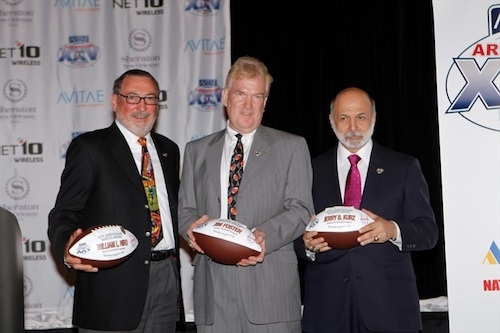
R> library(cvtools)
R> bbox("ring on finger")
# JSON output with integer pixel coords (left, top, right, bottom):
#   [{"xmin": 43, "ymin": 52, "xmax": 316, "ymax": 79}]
[{"xmin": 374, "ymin": 236, "xmax": 379, "ymax": 242}]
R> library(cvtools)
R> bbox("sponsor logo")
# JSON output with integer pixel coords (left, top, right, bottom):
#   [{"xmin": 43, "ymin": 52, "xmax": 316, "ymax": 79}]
[
  {"xmin": 2, "ymin": 176, "xmax": 40, "ymax": 220},
  {"xmin": 184, "ymin": 36, "xmax": 226, "ymax": 55},
  {"xmin": 444, "ymin": 5, "xmax": 500, "ymax": 132},
  {"xmin": 0, "ymin": 41, "xmax": 41, "ymax": 66},
  {"xmin": 57, "ymin": 35, "xmax": 101, "ymax": 68},
  {"xmin": 5, "ymin": 175, "xmax": 29, "ymax": 200},
  {"xmin": 4, "ymin": 0, "xmax": 23, "ymax": 5},
  {"xmin": 112, "ymin": 0, "xmax": 164, "ymax": 15},
  {"xmin": 482, "ymin": 241, "xmax": 500, "ymax": 292},
  {"xmin": 188, "ymin": 79, "xmax": 222, "ymax": 112},
  {"xmin": 0, "ymin": 138, "xmax": 44, "ymax": 163},
  {"xmin": 24, "ymin": 275, "xmax": 33, "ymax": 298},
  {"xmin": 0, "ymin": 78, "xmax": 37, "ymax": 123},
  {"xmin": 3, "ymin": 78, "xmax": 27, "ymax": 102},
  {"xmin": 483, "ymin": 241, "xmax": 500, "ymax": 265},
  {"xmin": 0, "ymin": 0, "xmax": 34, "ymax": 26},
  {"xmin": 24, "ymin": 274, "xmax": 42, "ymax": 307},
  {"xmin": 22, "ymin": 237, "xmax": 48, "ymax": 261},
  {"xmin": 184, "ymin": 0, "xmax": 224, "ymax": 16},
  {"xmin": 122, "ymin": 28, "xmax": 161, "ymax": 70},
  {"xmin": 53, "ymin": 0, "xmax": 102, "ymax": 12},
  {"xmin": 129, "ymin": 28, "xmax": 152, "ymax": 52},
  {"xmin": 56, "ymin": 88, "xmax": 105, "ymax": 108}
]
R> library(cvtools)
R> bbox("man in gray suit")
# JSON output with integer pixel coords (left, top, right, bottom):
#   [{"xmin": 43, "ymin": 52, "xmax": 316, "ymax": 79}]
[{"xmin": 178, "ymin": 56, "xmax": 314, "ymax": 333}]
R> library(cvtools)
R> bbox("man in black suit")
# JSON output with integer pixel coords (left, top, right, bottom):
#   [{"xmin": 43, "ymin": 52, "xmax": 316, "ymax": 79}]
[
  {"xmin": 48, "ymin": 69, "xmax": 181, "ymax": 332},
  {"xmin": 295, "ymin": 87, "xmax": 438, "ymax": 333}
]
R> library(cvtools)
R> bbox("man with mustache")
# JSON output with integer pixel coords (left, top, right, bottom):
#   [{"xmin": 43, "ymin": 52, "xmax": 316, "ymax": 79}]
[
  {"xmin": 48, "ymin": 69, "xmax": 182, "ymax": 332},
  {"xmin": 295, "ymin": 87, "xmax": 438, "ymax": 333}
]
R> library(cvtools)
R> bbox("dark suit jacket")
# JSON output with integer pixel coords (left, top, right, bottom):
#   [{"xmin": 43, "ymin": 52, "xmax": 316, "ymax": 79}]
[
  {"xmin": 295, "ymin": 141, "xmax": 438, "ymax": 333},
  {"xmin": 48, "ymin": 122, "xmax": 180, "ymax": 330}
]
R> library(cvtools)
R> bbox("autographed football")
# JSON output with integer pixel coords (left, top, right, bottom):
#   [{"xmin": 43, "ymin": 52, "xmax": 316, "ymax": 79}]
[
  {"xmin": 193, "ymin": 219, "xmax": 262, "ymax": 265},
  {"xmin": 306, "ymin": 206, "xmax": 374, "ymax": 249},
  {"xmin": 68, "ymin": 224, "xmax": 138, "ymax": 269}
]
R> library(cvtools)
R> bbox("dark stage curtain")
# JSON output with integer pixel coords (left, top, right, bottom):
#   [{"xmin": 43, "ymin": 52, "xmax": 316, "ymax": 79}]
[{"xmin": 230, "ymin": 0, "xmax": 446, "ymax": 299}]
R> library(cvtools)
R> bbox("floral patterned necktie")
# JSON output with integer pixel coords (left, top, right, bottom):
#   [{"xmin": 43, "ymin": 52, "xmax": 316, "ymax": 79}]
[
  {"xmin": 138, "ymin": 137, "xmax": 163, "ymax": 247},
  {"xmin": 227, "ymin": 134, "xmax": 244, "ymax": 220}
]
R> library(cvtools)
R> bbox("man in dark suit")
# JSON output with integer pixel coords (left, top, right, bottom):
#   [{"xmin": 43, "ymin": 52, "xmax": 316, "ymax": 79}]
[
  {"xmin": 295, "ymin": 87, "xmax": 438, "ymax": 333},
  {"xmin": 178, "ymin": 56, "xmax": 314, "ymax": 333},
  {"xmin": 48, "ymin": 69, "xmax": 181, "ymax": 332}
]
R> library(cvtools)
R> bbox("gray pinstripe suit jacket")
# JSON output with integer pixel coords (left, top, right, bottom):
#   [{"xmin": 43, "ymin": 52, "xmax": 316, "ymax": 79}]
[{"xmin": 178, "ymin": 125, "xmax": 314, "ymax": 326}]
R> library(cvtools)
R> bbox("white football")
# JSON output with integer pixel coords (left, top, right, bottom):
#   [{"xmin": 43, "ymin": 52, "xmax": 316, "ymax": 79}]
[
  {"xmin": 68, "ymin": 224, "xmax": 138, "ymax": 269},
  {"xmin": 193, "ymin": 219, "xmax": 262, "ymax": 264},
  {"xmin": 306, "ymin": 206, "xmax": 374, "ymax": 249}
]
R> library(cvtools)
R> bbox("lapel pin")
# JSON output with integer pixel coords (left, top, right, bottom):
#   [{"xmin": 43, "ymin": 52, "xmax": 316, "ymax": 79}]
[
  {"xmin": 376, "ymin": 168, "xmax": 384, "ymax": 174},
  {"xmin": 162, "ymin": 153, "xmax": 168, "ymax": 157},
  {"xmin": 255, "ymin": 151, "xmax": 261, "ymax": 156}
]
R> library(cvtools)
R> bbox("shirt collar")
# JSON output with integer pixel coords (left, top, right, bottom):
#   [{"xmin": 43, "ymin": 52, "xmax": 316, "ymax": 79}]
[
  {"xmin": 115, "ymin": 120, "xmax": 152, "ymax": 147},
  {"xmin": 337, "ymin": 139, "xmax": 373, "ymax": 165}
]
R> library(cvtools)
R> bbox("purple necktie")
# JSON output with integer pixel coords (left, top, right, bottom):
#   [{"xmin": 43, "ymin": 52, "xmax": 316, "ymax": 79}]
[
  {"xmin": 228, "ymin": 134, "xmax": 244, "ymax": 220},
  {"xmin": 344, "ymin": 154, "xmax": 362, "ymax": 209}
]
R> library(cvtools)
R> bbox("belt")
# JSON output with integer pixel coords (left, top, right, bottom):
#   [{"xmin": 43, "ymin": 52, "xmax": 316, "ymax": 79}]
[{"xmin": 150, "ymin": 250, "xmax": 176, "ymax": 261}]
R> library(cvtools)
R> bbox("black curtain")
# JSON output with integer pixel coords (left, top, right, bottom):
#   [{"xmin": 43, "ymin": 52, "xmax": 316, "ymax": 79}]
[{"xmin": 230, "ymin": 0, "xmax": 446, "ymax": 299}]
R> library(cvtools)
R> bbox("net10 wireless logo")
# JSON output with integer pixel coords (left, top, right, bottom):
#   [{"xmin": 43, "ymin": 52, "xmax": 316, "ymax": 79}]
[
  {"xmin": 0, "ymin": 42, "xmax": 41, "ymax": 66},
  {"xmin": 0, "ymin": 139, "xmax": 43, "ymax": 163}
]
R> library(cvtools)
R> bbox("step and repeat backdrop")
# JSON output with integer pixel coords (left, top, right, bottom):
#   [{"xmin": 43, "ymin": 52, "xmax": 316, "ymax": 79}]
[
  {"xmin": 2, "ymin": 0, "xmax": 500, "ymax": 332},
  {"xmin": 0, "ymin": 0, "xmax": 229, "ymax": 329},
  {"xmin": 433, "ymin": 1, "xmax": 500, "ymax": 332}
]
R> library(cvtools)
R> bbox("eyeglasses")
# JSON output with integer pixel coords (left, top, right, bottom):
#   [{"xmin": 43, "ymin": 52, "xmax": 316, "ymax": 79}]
[{"xmin": 116, "ymin": 93, "xmax": 159, "ymax": 105}]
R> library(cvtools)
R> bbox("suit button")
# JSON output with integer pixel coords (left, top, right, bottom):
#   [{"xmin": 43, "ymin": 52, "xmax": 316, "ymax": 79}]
[
  {"xmin": 144, "ymin": 260, "xmax": 150, "ymax": 265},
  {"xmin": 144, "ymin": 204, "xmax": 149, "ymax": 209},
  {"xmin": 344, "ymin": 277, "xmax": 349, "ymax": 283},
  {"xmin": 145, "ymin": 231, "xmax": 151, "ymax": 237}
]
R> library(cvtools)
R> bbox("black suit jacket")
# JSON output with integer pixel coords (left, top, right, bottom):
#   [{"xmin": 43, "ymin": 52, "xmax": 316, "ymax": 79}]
[
  {"xmin": 295, "ymin": 142, "xmax": 438, "ymax": 333},
  {"xmin": 48, "ymin": 122, "xmax": 180, "ymax": 330}
]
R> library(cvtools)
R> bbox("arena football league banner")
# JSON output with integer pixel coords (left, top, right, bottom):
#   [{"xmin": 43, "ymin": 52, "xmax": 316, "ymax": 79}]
[{"xmin": 433, "ymin": 1, "xmax": 500, "ymax": 332}]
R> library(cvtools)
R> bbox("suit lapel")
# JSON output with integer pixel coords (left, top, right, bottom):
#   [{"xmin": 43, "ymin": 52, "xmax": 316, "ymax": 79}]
[
  {"xmin": 206, "ymin": 131, "xmax": 225, "ymax": 196},
  {"xmin": 362, "ymin": 143, "xmax": 384, "ymax": 205},
  {"xmin": 150, "ymin": 133, "xmax": 175, "ymax": 195},
  {"xmin": 240, "ymin": 126, "xmax": 271, "ymax": 184},
  {"xmin": 107, "ymin": 124, "xmax": 144, "ymax": 194},
  {"xmin": 326, "ymin": 148, "xmax": 343, "ymax": 206}
]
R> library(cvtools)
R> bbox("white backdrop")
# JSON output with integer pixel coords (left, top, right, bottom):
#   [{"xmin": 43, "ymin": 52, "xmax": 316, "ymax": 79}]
[
  {"xmin": 0, "ymin": 0, "xmax": 229, "ymax": 329},
  {"xmin": 433, "ymin": 1, "xmax": 500, "ymax": 332}
]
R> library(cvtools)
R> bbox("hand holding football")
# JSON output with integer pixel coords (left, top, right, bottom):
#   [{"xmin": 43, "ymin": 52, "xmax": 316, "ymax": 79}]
[
  {"xmin": 306, "ymin": 206, "xmax": 374, "ymax": 249},
  {"xmin": 193, "ymin": 219, "xmax": 262, "ymax": 265},
  {"xmin": 68, "ymin": 225, "xmax": 138, "ymax": 269}
]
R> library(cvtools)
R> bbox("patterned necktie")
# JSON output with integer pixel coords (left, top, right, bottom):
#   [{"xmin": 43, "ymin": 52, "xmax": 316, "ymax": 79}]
[
  {"xmin": 344, "ymin": 154, "xmax": 362, "ymax": 209},
  {"xmin": 138, "ymin": 137, "xmax": 163, "ymax": 247},
  {"xmin": 227, "ymin": 134, "xmax": 244, "ymax": 220}
]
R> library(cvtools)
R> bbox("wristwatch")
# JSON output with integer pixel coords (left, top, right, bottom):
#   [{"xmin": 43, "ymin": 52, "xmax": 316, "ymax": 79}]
[{"xmin": 305, "ymin": 248, "xmax": 317, "ymax": 261}]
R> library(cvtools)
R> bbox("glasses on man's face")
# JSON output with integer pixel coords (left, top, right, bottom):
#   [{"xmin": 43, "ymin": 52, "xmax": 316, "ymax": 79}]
[{"xmin": 117, "ymin": 93, "xmax": 159, "ymax": 105}]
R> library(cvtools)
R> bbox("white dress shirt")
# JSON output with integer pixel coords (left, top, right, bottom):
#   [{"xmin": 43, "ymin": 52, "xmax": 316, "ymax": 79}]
[
  {"xmin": 219, "ymin": 121, "xmax": 256, "ymax": 219},
  {"xmin": 336, "ymin": 140, "xmax": 402, "ymax": 249},
  {"xmin": 116, "ymin": 120, "xmax": 175, "ymax": 250}
]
